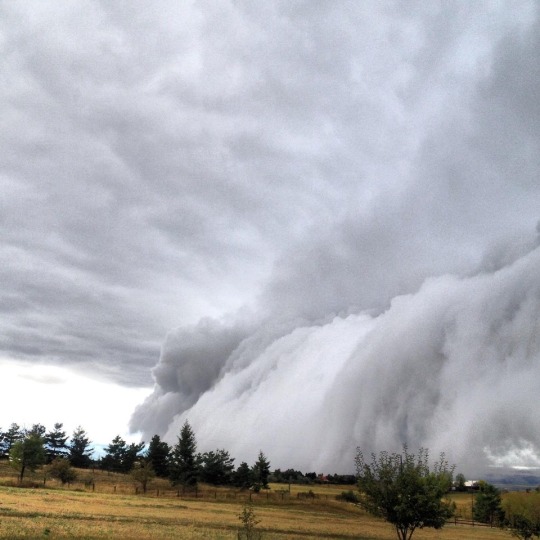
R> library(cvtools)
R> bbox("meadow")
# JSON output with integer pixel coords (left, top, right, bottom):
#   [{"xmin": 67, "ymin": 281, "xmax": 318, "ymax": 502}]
[{"xmin": 0, "ymin": 462, "xmax": 514, "ymax": 539}]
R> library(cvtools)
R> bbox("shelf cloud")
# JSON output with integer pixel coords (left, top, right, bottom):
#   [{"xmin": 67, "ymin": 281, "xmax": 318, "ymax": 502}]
[{"xmin": 2, "ymin": 1, "xmax": 539, "ymax": 472}]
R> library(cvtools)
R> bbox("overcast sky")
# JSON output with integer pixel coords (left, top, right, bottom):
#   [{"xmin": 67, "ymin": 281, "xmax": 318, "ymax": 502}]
[{"xmin": 2, "ymin": 1, "xmax": 540, "ymax": 472}]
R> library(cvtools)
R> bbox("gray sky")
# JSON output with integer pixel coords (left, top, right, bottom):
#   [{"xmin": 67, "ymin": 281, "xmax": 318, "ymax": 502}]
[{"xmin": 2, "ymin": 1, "xmax": 540, "ymax": 472}]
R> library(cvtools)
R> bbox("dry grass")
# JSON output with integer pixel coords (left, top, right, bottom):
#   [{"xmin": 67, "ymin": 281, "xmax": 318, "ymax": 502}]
[{"xmin": 0, "ymin": 462, "xmax": 513, "ymax": 539}]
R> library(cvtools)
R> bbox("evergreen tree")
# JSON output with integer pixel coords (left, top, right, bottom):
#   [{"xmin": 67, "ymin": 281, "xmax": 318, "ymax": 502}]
[
  {"xmin": 233, "ymin": 461, "xmax": 253, "ymax": 489},
  {"xmin": 199, "ymin": 449, "xmax": 235, "ymax": 485},
  {"xmin": 169, "ymin": 421, "xmax": 198, "ymax": 488},
  {"xmin": 68, "ymin": 426, "xmax": 93, "ymax": 468},
  {"xmin": 27, "ymin": 423, "xmax": 46, "ymax": 438},
  {"xmin": 124, "ymin": 441, "xmax": 145, "ymax": 473},
  {"xmin": 252, "ymin": 450, "xmax": 271, "ymax": 490},
  {"xmin": 474, "ymin": 482, "xmax": 505, "ymax": 525},
  {"xmin": 101, "ymin": 435, "xmax": 128, "ymax": 473},
  {"xmin": 2, "ymin": 423, "xmax": 23, "ymax": 458},
  {"xmin": 146, "ymin": 435, "xmax": 171, "ymax": 478},
  {"xmin": 45, "ymin": 423, "xmax": 69, "ymax": 462},
  {"xmin": 100, "ymin": 436, "xmax": 144, "ymax": 473}
]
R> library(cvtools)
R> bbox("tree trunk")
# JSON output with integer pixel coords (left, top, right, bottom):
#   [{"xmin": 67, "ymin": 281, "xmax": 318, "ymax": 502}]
[
  {"xmin": 19, "ymin": 463, "xmax": 26, "ymax": 483},
  {"xmin": 396, "ymin": 526, "xmax": 414, "ymax": 540}
]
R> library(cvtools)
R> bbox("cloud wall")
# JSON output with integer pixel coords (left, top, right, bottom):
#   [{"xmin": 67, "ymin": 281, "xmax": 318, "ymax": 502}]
[
  {"xmin": 129, "ymin": 2, "xmax": 540, "ymax": 474},
  {"xmin": 132, "ymin": 242, "xmax": 540, "ymax": 474}
]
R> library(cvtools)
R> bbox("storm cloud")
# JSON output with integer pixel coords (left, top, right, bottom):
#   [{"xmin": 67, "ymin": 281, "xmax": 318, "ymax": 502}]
[{"xmin": 2, "ymin": 2, "xmax": 540, "ymax": 471}]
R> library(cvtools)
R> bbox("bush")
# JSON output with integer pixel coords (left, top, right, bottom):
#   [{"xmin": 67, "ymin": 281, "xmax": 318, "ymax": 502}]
[
  {"xmin": 473, "ymin": 482, "xmax": 505, "ymax": 525},
  {"xmin": 503, "ymin": 491, "xmax": 540, "ymax": 539},
  {"xmin": 238, "ymin": 501, "xmax": 261, "ymax": 540},
  {"xmin": 337, "ymin": 490, "xmax": 359, "ymax": 503},
  {"xmin": 48, "ymin": 458, "xmax": 77, "ymax": 485},
  {"xmin": 298, "ymin": 489, "xmax": 317, "ymax": 499}
]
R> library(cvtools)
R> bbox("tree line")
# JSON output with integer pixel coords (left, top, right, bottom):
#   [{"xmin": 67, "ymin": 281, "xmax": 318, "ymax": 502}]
[
  {"xmin": 0, "ymin": 421, "xmax": 351, "ymax": 490},
  {"xmin": 4, "ymin": 423, "xmax": 539, "ymax": 540}
]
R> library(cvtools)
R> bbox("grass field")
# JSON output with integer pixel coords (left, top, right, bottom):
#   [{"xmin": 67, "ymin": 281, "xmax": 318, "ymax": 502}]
[{"xmin": 0, "ymin": 462, "xmax": 514, "ymax": 539}]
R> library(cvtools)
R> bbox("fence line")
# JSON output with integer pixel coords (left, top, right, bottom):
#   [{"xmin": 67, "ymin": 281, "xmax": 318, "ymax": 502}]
[{"xmin": 448, "ymin": 518, "xmax": 493, "ymax": 528}]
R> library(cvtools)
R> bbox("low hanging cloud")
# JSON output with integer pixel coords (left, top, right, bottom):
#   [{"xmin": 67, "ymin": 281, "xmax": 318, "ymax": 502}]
[
  {"xmin": 132, "ymin": 241, "xmax": 540, "ymax": 474},
  {"xmin": 131, "ymin": 3, "xmax": 540, "ymax": 473}
]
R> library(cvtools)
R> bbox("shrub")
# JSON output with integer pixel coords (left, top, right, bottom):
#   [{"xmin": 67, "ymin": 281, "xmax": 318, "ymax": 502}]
[{"xmin": 337, "ymin": 490, "xmax": 359, "ymax": 503}]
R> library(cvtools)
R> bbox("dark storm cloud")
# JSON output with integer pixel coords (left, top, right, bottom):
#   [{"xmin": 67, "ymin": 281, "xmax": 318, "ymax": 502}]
[{"xmin": 2, "ymin": 1, "xmax": 540, "ymax": 470}]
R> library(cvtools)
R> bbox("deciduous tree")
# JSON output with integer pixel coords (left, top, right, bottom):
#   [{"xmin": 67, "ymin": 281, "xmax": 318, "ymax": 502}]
[
  {"xmin": 454, "ymin": 472, "xmax": 467, "ymax": 491},
  {"xmin": 355, "ymin": 447, "xmax": 455, "ymax": 540},
  {"xmin": 503, "ymin": 491, "xmax": 540, "ymax": 539},
  {"xmin": 9, "ymin": 433, "xmax": 46, "ymax": 483},
  {"xmin": 48, "ymin": 458, "xmax": 77, "ymax": 485},
  {"xmin": 130, "ymin": 459, "xmax": 155, "ymax": 493}
]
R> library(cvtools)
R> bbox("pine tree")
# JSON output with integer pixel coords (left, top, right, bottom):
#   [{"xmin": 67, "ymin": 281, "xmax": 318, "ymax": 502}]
[
  {"xmin": 252, "ymin": 450, "xmax": 271, "ymax": 490},
  {"xmin": 45, "ymin": 423, "xmax": 69, "ymax": 462},
  {"xmin": 100, "ymin": 436, "xmax": 144, "ymax": 473},
  {"xmin": 233, "ymin": 461, "xmax": 253, "ymax": 489},
  {"xmin": 1, "ymin": 423, "xmax": 23, "ymax": 458},
  {"xmin": 124, "ymin": 441, "xmax": 145, "ymax": 473},
  {"xmin": 101, "ymin": 435, "xmax": 127, "ymax": 473},
  {"xmin": 199, "ymin": 449, "xmax": 235, "ymax": 485},
  {"xmin": 169, "ymin": 421, "xmax": 198, "ymax": 488},
  {"xmin": 68, "ymin": 426, "xmax": 93, "ymax": 468},
  {"xmin": 146, "ymin": 435, "xmax": 171, "ymax": 478},
  {"xmin": 27, "ymin": 423, "xmax": 46, "ymax": 438},
  {"xmin": 473, "ymin": 482, "xmax": 505, "ymax": 525}
]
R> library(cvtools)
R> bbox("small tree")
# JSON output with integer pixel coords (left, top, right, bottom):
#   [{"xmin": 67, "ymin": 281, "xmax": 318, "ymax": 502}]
[
  {"xmin": 238, "ymin": 501, "xmax": 261, "ymax": 539},
  {"xmin": 169, "ymin": 421, "xmax": 198, "ymax": 488},
  {"xmin": 473, "ymin": 482, "xmax": 505, "ymax": 526},
  {"xmin": 130, "ymin": 459, "xmax": 155, "ymax": 494},
  {"xmin": 9, "ymin": 434, "xmax": 46, "ymax": 483},
  {"xmin": 252, "ymin": 451, "xmax": 270, "ymax": 490},
  {"xmin": 355, "ymin": 447, "xmax": 455, "ymax": 540},
  {"xmin": 510, "ymin": 515, "xmax": 540, "ymax": 540},
  {"xmin": 68, "ymin": 426, "xmax": 93, "ymax": 468},
  {"xmin": 454, "ymin": 473, "xmax": 467, "ymax": 491},
  {"xmin": 1, "ymin": 424, "xmax": 23, "ymax": 459},
  {"xmin": 48, "ymin": 458, "xmax": 77, "ymax": 485}
]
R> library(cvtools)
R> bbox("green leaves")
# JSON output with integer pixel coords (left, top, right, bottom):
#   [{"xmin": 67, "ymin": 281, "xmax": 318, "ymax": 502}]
[{"xmin": 355, "ymin": 447, "xmax": 455, "ymax": 540}]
